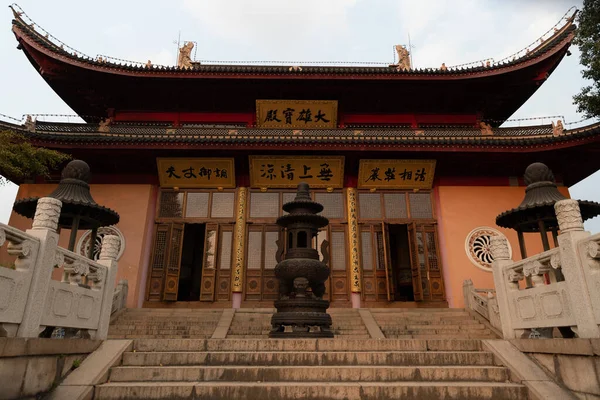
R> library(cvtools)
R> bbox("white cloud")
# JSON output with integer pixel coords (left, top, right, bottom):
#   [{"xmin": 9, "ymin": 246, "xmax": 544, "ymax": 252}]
[{"xmin": 181, "ymin": 0, "xmax": 358, "ymax": 60}]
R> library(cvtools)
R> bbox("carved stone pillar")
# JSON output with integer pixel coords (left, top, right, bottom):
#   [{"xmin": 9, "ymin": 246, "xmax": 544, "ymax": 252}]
[
  {"xmin": 32, "ymin": 197, "xmax": 61, "ymax": 232},
  {"xmin": 554, "ymin": 200, "xmax": 600, "ymax": 338},
  {"xmin": 346, "ymin": 188, "xmax": 362, "ymax": 295},
  {"xmin": 18, "ymin": 198, "xmax": 63, "ymax": 337},
  {"xmin": 95, "ymin": 234, "xmax": 120, "ymax": 339},
  {"xmin": 232, "ymin": 187, "xmax": 248, "ymax": 296},
  {"xmin": 489, "ymin": 236, "xmax": 517, "ymax": 339},
  {"xmin": 555, "ymin": 199, "xmax": 584, "ymax": 233}
]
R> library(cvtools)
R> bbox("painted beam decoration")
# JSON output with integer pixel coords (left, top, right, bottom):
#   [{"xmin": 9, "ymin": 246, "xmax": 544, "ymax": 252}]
[
  {"xmin": 256, "ymin": 100, "xmax": 337, "ymax": 129},
  {"xmin": 249, "ymin": 156, "xmax": 344, "ymax": 188},
  {"xmin": 157, "ymin": 158, "xmax": 236, "ymax": 188},
  {"xmin": 358, "ymin": 159, "xmax": 436, "ymax": 190}
]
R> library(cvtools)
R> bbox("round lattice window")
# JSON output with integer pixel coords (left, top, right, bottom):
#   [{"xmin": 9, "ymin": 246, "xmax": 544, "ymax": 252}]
[
  {"xmin": 77, "ymin": 226, "xmax": 125, "ymax": 261},
  {"xmin": 465, "ymin": 227, "xmax": 511, "ymax": 272}
]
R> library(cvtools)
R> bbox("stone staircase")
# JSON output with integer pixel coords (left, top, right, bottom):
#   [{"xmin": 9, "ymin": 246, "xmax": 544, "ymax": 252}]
[
  {"xmin": 95, "ymin": 338, "xmax": 527, "ymax": 399},
  {"xmin": 108, "ymin": 309, "xmax": 223, "ymax": 339},
  {"xmin": 372, "ymin": 308, "xmax": 498, "ymax": 339}
]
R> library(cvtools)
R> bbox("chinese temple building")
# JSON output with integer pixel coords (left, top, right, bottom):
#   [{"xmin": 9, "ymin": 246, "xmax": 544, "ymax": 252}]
[{"xmin": 4, "ymin": 7, "xmax": 600, "ymax": 310}]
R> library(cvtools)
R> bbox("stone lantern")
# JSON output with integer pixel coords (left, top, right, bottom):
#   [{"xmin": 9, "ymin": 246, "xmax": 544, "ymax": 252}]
[{"xmin": 270, "ymin": 182, "xmax": 333, "ymax": 338}]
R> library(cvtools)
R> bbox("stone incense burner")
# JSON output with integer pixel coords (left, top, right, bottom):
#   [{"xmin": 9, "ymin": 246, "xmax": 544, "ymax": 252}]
[{"xmin": 270, "ymin": 182, "xmax": 333, "ymax": 338}]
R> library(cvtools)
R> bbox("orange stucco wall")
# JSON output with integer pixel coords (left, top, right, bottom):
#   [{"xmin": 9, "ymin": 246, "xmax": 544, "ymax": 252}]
[
  {"xmin": 437, "ymin": 185, "xmax": 569, "ymax": 308},
  {"xmin": 7, "ymin": 184, "xmax": 155, "ymax": 308}
]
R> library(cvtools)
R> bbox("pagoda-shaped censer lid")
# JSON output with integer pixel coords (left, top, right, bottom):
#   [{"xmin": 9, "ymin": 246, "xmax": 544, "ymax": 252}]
[
  {"xmin": 496, "ymin": 162, "xmax": 600, "ymax": 232},
  {"xmin": 13, "ymin": 160, "xmax": 120, "ymax": 230}
]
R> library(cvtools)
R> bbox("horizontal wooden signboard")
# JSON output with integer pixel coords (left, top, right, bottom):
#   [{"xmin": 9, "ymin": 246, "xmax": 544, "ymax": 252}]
[
  {"xmin": 358, "ymin": 159, "xmax": 436, "ymax": 189},
  {"xmin": 249, "ymin": 156, "xmax": 345, "ymax": 188},
  {"xmin": 157, "ymin": 158, "xmax": 235, "ymax": 188},
  {"xmin": 256, "ymin": 100, "xmax": 337, "ymax": 129}
]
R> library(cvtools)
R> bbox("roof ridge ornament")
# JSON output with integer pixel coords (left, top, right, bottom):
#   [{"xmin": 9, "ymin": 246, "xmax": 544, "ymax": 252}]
[{"xmin": 394, "ymin": 44, "xmax": 411, "ymax": 71}]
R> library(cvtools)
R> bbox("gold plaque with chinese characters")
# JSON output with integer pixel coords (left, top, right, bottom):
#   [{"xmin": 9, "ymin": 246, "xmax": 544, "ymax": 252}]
[
  {"xmin": 249, "ymin": 156, "xmax": 344, "ymax": 188},
  {"xmin": 157, "ymin": 158, "xmax": 235, "ymax": 188},
  {"xmin": 358, "ymin": 159, "xmax": 436, "ymax": 189},
  {"xmin": 256, "ymin": 100, "xmax": 337, "ymax": 129}
]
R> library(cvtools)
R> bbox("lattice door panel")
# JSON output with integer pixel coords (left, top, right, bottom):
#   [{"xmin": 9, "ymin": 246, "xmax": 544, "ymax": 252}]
[
  {"xmin": 148, "ymin": 224, "xmax": 171, "ymax": 302},
  {"xmin": 330, "ymin": 228, "xmax": 349, "ymax": 302},
  {"xmin": 216, "ymin": 229, "xmax": 233, "ymax": 301},
  {"xmin": 200, "ymin": 224, "xmax": 219, "ymax": 302},
  {"xmin": 162, "ymin": 223, "xmax": 185, "ymax": 301}
]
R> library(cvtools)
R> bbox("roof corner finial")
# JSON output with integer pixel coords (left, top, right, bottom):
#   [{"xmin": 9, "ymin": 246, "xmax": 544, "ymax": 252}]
[
  {"xmin": 9, "ymin": 5, "xmax": 23, "ymax": 19},
  {"xmin": 440, "ymin": 62, "xmax": 447, "ymax": 71}
]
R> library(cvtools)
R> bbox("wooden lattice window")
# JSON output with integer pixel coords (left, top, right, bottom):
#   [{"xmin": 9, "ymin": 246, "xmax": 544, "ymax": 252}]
[
  {"xmin": 408, "ymin": 192, "xmax": 433, "ymax": 219},
  {"xmin": 159, "ymin": 192, "xmax": 184, "ymax": 218}
]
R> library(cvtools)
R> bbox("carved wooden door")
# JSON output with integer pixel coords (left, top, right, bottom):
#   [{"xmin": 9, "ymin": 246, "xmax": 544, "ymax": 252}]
[
  {"xmin": 407, "ymin": 222, "xmax": 424, "ymax": 301},
  {"xmin": 162, "ymin": 223, "xmax": 185, "ymax": 301},
  {"xmin": 381, "ymin": 222, "xmax": 393, "ymax": 301},
  {"xmin": 199, "ymin": 224, "xmax": 219, "ymax": 301},
  {"xmin": 148, "ymin": 224, "xmax": 171, "ymax": 302}
]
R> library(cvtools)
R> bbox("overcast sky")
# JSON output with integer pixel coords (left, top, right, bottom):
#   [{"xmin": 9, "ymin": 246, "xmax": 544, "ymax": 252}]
[{"xmin": 0, "ymin": 0, "xmax": 598, "ymax": 231}]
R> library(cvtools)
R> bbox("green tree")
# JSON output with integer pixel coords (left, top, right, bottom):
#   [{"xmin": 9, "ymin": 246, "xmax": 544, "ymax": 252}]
[
  {"xmin": 573, "ymin": 0, "xmax": 600, "ymax": 118},
  {"xmin": 0, "ymin": 130, "xmax": 70, "ymax": 184}
]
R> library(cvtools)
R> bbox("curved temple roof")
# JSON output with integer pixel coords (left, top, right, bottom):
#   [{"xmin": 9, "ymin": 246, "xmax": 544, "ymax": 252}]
[{"xmin": 10, "ymin": 6, "xmax": 577, "ymax": 125}]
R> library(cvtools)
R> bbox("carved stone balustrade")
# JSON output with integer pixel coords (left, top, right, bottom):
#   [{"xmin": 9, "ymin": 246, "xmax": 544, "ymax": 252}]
[
  {"xmin": 488, "ymin": 199, "xmax": 600, "ymax": 339},
  {"xmin": 0, "ymin": 197, "xmax": 119, "ymax": 339}
]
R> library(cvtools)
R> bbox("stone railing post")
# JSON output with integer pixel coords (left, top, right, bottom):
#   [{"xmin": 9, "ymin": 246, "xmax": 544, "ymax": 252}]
[
  {"xmin": 18, "ymin": 197, "xmax": 62, "ymax": 337},
  {"xmin": 490, "ymin": 236, "xmax": 516, "ymax": 339},
  {"xmin": 94, "ymin": 234, "xmax": 119, "ymax": 339},
  {"xmin": 462, "ymin": 279, "xmax": 474, "ymax": 310},
  {"xmin": 118, "ymin": 279, "xmax": 128, "ymax": 310},
  {"xmin": 555, "ymin": 200, "xmax": 600, "ymax": 338}
]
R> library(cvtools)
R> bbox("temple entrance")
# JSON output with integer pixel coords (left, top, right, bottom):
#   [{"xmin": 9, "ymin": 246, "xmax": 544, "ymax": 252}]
[
  {"xmin": 386, "ymin": 224, "xmax": 414, "ymax": 301},
  {"xmin": 177, "ymin": 224, "xmax": 205, "ymax": 301}
]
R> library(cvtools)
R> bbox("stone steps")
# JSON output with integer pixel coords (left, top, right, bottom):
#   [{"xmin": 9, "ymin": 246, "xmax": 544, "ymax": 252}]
[
  {"xmin": 122, "ymin": 350, "xmax": 496, "ymax": 366},
  {"xmin": 109, "ymin": 309, "xmax": 222, "ymax": 339},
  {"xmin": 95, "ymin": 323, "xmax": 525, "ymax": 400},
  {"xmin": 227, "ymin": 308, "xmax": 370, "ymax": 338},
  {"xmin": 109, "ymin": 365, "xmax": 511, "ymax": 382},
  {"xmin": 96, "ymin": 380, "xmax": 527, "ymax": 400}
]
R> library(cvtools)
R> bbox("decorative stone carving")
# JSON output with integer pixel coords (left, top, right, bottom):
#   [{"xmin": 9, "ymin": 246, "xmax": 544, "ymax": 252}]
[
  {"xmin": 54, "ymin": 251, "xmax": 65, "ymax": 268},
  {"xmin": 465, "ymin": 227, "xmax": 512, "ymax": 271},
  {"xmin": 480, "ymin": 122, "xmax": 493, "ymax": 136},
  {"xmin": 490, "ymin": 236, "xmax": 511, "ymax": 261},
  {"xmin": 32, "ymin": 197, "xmax": 62, "ymax": 231},
  {"xmin": 507, "ymin": 270, "xmax": 524, "ymax": 283},
  {"xmin": 523, "ymin": 260, "xmax": 546, "ymax": 277},
  {"xmin": 394, "ymin": 45, "xmax": 411, "ymax": 71},
  {"xmin": 550, "ymin": 252, "xmax": 562, "ymax": 269},
  {"xmin": 555, "ymin": 199, "xmax": 584, "ymax": 233},
  {"xmin": 145, "ymin": 60, "xmax": 152, "ymax": 68},
  {"xmin": 440, "ymin": 63, "xmax": 447, "ymax": 71},
  {"xmin": 99, "ymin": 235, "xmax": 120, "ymax": 261},
  {"xmin": 178, "ymin": 42, "xmax": 194, "ymax": 69},
  {"xmin": 77, "ymin": 226, "xmax": 125, "ymax": 261},
  {"xmin": 552, "ymin": 120, "xmax": 564, "ymax": 136},
  {"xmin": 586, "ymin": 241, "xmax": 599, "ymax": 259}
]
